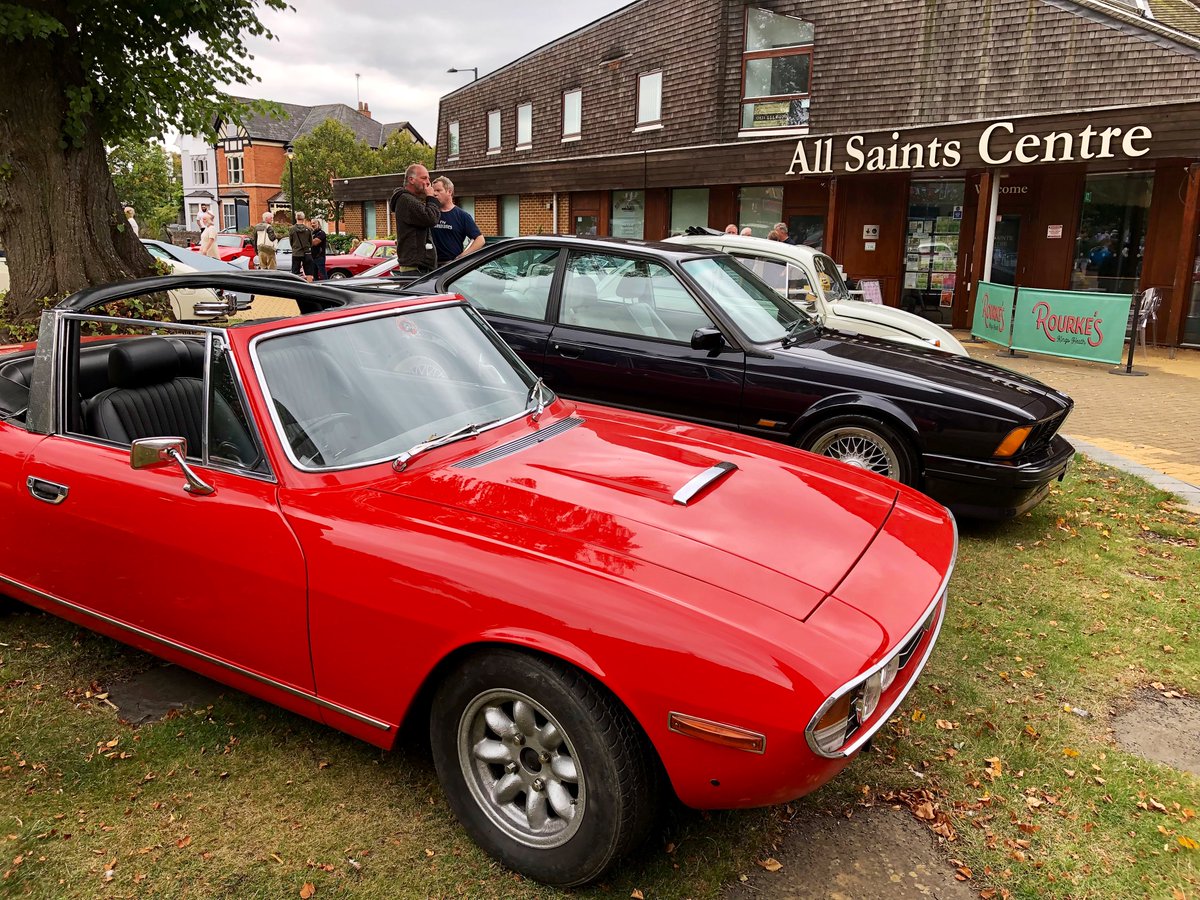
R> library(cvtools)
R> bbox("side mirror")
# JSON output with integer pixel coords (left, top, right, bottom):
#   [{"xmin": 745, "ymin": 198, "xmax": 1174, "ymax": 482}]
[
  {"xmin": 690, "ymin": 327, "xmax": 725, "ymax": 351},
  {"xmin": 130, "ymin": 437, "xmax": 214, "ymax": 495},
  {"xmin": 131, "ymin": 436, "xmax": 187, "ymax": 469},
  {"xmin": 192, "ymin": 290, "xmax": 239, "ymax": 319}
]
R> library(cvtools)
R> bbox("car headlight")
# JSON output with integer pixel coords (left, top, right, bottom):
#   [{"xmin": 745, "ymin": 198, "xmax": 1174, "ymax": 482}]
[{"xmin": 879, "ymin": 655, "xmax": 901, "ymax": 692}]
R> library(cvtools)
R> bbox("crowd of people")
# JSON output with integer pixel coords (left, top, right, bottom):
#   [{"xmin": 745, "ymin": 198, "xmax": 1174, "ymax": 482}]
[{"xmin": 723, "ymin": 221, "xmax": 794, "ymax": 242}]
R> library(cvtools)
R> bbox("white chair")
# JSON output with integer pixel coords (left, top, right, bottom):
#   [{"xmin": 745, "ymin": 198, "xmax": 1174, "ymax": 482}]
[{"xmin": 1132, "ymin": 287, "xmax": 1162, "ymax": 350}]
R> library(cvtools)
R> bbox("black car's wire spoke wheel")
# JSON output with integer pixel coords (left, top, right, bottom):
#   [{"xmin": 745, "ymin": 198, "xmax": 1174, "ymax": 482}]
[
  {"xmin": 431, "ymin": 650, "xmax": 657, "ymax": 887},
  {"xmin": 801, "ymin": 415, "xmax": 916, "ymax": 485}
]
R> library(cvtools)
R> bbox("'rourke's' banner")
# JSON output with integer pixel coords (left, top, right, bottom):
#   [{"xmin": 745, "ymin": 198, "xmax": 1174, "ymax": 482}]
[
  {"xmin": 1011, "ymin": 288, "xmax": 1133, "ymax": 365},
  {"xmin": 970, "ymin": 281, "xmax": 1016, "ymax": 348}
]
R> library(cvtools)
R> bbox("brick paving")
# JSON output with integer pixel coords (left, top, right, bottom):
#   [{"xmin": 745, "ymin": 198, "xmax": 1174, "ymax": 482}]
[{"xmin": 953, "ymin": 333, "xmax": 1200, "ymax": 509}]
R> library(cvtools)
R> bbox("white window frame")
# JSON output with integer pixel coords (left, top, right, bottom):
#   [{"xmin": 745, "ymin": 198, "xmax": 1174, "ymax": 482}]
[
  {"xmin": 226, "ymin": 153, "xmax": 243, "ymax": 185},
  {"xmin": 448, "ymin": 121, "xmax": 460, "ymax": 159},
  {"xmin": 192, "ymin": 155, "xmax": 209, "ymax": 184},
  {"xmin": 516, "ymin": 103, "xmax": 533, "ymax": 150},
  {"xmin": 562, "ymin": 89, "xmax": 582, "ymax": 142},
  {"xmin": 221, "ymin": 201, "xmax": 237, "ymax": 231},
  {"xmin": 487, "ymin": 110, "xmax": 501, "ymax": 154},
  {"xmin": 636, "ymin": 71, "xmax": 663, "ymax": 130},
  {"xmin": 739, "ymin": 7, "xmax": 814, "ymax": 136}
]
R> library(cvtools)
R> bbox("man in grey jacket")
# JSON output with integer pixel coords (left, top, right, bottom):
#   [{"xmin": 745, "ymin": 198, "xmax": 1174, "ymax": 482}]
[{"xmin": 388, "ymin": 164, "xmax": 440, "ymax": 273}]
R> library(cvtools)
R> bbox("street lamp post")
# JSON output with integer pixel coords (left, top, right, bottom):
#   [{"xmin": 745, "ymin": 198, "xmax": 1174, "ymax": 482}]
[
  {"xmin": 285, "ymin": 142, "xmax": 296, "ymax": 224},
  {"xmin": 446, "ymin": 67, "xmax": 478, "ymax": 81}
]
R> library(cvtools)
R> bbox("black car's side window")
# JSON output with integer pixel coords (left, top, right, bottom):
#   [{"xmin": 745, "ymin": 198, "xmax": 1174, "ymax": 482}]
[
  {"xmin": 559, "ymin": 252, "xmax": 713, "ymax": 343},
  {"xmin": 449, "ymin": 247, "xmax": 558, "ymax": 321}
]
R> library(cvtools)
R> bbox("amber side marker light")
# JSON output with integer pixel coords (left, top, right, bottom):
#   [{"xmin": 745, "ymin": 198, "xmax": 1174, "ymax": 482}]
[
  {"xmin": 993, "ymin": 425, "xmax": 1033, "ymax": 458},
  {"xmin": 668, "ymin": 712, "xmax": 766, "ymax": 754}
]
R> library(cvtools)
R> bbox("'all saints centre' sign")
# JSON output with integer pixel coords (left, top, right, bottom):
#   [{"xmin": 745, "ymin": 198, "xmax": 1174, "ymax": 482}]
[{"xmin": 786, "ymin": 120, "xmax": 1153, "ymax": 175}]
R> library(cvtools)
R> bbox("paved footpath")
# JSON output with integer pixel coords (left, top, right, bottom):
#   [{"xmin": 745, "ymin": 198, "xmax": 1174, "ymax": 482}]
[{"xmin": 954, "ymin": 334, "xmax": 1200, "ymax": 511}]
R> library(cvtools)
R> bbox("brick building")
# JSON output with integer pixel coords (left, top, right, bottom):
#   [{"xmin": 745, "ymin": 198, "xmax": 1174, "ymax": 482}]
[
  {"xmin": 212, "ymin": 99, "xmax": 425, "ymax": 232},
  {"xmin": 334, "ymin": 0, "xmax": 1200, "ymax": 347}
]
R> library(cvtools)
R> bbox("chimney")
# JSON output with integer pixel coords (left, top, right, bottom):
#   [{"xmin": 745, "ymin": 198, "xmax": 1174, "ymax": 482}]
[{"xmin": 357, "ymin": 101, "xmax": 372, "ymax": 119}]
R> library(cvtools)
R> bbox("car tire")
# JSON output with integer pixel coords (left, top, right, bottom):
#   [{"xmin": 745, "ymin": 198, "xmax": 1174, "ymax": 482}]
[
  {"xmin": 430, "ymin": 649, "xmax": 657, "ymax": 887},
  {"xmin": 327, "ymin": 270, "xmax": 349, "ymax": 280},
  {"xmin": 799, "ymin": 414, "xmax": 917, "ymax": 485}
]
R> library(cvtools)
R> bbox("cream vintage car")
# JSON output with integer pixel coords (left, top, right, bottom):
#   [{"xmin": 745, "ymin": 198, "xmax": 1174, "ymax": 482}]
[{"xmin": 666, "ymin": 233, "xmax": 967, "ymax": 356}]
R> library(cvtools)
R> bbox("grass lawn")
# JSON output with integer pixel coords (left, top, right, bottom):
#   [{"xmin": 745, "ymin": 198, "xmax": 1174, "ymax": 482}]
[{"xmin": 1, "ymin": 455, "xmax": 1197, "ymax": 898}]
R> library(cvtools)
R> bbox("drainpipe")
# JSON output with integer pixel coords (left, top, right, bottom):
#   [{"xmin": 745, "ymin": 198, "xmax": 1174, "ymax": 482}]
[{"xmin": 551, "ymin": 192, "xmax": 559, "ymax": 234}]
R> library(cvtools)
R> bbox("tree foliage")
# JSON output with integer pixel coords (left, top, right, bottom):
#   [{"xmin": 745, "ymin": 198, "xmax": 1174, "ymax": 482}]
[
  {"xmin": 109, "ymin": 140, "xmax": 183, "ymax": 241},
  {"xmin": 377, "ymin": 130, "xmax": 436, "ymax": 176}
]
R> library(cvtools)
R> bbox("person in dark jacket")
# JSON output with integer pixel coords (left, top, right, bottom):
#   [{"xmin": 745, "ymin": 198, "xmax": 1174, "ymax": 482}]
[
  {"xmin": 310, "ymin": 217, "xmax": 328, "ymax": 280},
  {"xmin": 388, "ymin": 164, "xmax": 440, "ymax": 273},
  {"xmin": 288, "ymin": 212, "xmax": 314, "ymax": 280}
]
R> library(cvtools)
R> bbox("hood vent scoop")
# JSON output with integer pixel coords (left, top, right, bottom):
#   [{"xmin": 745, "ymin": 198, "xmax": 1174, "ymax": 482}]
[
  {"xmin": 452, "ymin": 416, "xmax": 584, "ymax": 469},
  {"xmin": 673, "ymin": 461, "xmax": 738, "ymax": 505}
]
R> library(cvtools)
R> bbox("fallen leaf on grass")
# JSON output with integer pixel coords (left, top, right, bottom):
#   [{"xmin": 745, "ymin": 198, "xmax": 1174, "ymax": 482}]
[
  {"xmin": 300, "ymin": 883, "xmax": 316, "ymax": 899},
  {"xmin": 1062, "ymin": 747, "xmax": 1080, "ymax": 758},
  {"xmin": 984, "ymin": 757, "xmax": 1002, "ymax": 780},
  {"xmin": 911, "ymin": 709, "xmax": 926, "ymax": 722},
  {"xmin": 757, "ymin": 858, "xmax": 783, "ymax": 872},
  {"xmin": 631, "ymin": 890, "xmax": 644, "ymax": 899},
  {"xmin": 1179, "ymin": 836, "xmax": 1199, "ymax": 851},
  {"xmin": 175, "ymin": 836, "xmax": 191, "ymax": 849}
]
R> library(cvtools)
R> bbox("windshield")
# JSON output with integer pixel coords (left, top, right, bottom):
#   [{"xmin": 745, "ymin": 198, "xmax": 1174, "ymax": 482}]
[
  {"xmin": 255, "ymin": 305, "xmax": 548, "ymax": 470},
  {"xmin": 813, "ymin": 253, "xmax": 852, "ymax": 301},
  {"xmin": 681, "ymin": 256, "xmax": 809, "ymax": 343},
  {"xmin": 353, "ymin": 243, "xmax": 377, "ymax": 258},
  {"xmin": 216, "ymin": 234, "xmax": 244, "ymax": 248},
  {"xmin": 360, "ymin": 257, "xmax": 399, "ymax": 278}
]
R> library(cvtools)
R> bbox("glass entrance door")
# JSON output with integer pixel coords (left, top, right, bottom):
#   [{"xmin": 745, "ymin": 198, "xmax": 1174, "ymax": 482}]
[
  {"xmin": 1184, "ymin": 229, "xmax": 1200, "ymax": 347},
  {"xmin": 991, "ymin": 216, "xmax": 1021, "ymax": 286}
]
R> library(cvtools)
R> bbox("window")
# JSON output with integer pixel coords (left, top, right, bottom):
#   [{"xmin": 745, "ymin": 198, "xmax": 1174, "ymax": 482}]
[
  {"xmin": 1072, "ymin": 172, "xmax": 1154, "ymax": 297},
  {"xmin": 516, "ymin": 103, "xmax": 532, "ymax": 149},
  {"xmin": 611, "ymin": 190, "xmax": 645, "ymax": 239},
  {"xmin": 449, "ymin": 247, "xmax": 559, "ymax": 320},
  {"xmin": 559, "ymin": 253, "xmax": 712, "ymax": 342},
  {"xmin": 737, "ymin": 186, "xmax": 783, "ymax": 237},
  {"xmin": 500, "ymin": 195, "xmax": 520, "ymax": 236},
  {"xmin": 727, "ymin": 253, "xmax": 814, "ymax": 309},
  {"xmin": 670, "ymin": 188, "xmax": 709, "ymax": 236},
  {"xmin": 487, "ymin": 110, "xmax": 501, "ymax": 153},
  {"xmin": 222, "ymin": 202, "xmax": 237, "ymax": 231},
  {"xmin": 448, "ymin": 121, "xmax": 460, "ymax": 158},
  {"xmin": 562, "ymin": 89, "xmax": 582, "ymax": 140},
  {"xmin": 226, "ymin": 153, "xmax": 243, "ymax": 184},
  {"xmin": 636, "ymin": 72, "xmax": 662, "ymax": 127},
  {"xmin": 192, "ymin": 155, "xmax": 209, "ymax": 184},
  {"xmin": 741, "ymin": 8, "xmax": 813, "ymax": 131}
]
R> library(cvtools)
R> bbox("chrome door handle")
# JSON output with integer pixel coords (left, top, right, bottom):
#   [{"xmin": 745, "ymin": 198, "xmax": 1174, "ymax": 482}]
[{"xmin": 27, "ymin": 476, "xmax": 69, "ymax": 505}]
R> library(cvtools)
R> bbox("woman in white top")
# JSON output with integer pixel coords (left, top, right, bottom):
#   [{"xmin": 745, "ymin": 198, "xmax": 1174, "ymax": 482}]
[
  {"xmin": 123, "ymin": 206, "xmax": 139, "ymax": 237},
  {"xmin": 199, "ymin": 213, "xmax": 220, "ymax": 259}
]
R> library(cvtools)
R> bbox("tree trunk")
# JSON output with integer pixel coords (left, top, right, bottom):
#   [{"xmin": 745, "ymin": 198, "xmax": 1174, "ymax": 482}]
[{"xmin": 0, "ymin": 21, "xmax": 155, "ymax": 324}]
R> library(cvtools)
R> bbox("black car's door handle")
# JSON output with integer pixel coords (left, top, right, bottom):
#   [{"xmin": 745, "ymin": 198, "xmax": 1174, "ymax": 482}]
[
  {"xmin": 553, "ymin": 342, "xmax": 584, "ymax": 359},
  {"xmin": 27, "ymin": 476, "xmax": 69, "ymax": 505}
]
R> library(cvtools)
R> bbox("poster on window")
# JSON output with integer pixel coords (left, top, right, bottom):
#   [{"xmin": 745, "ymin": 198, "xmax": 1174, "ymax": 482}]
[
  {"xmin": 907, "ymin": 219, "xmax": 928, "ymax": 236},
  {"xmin": 750, "ymin": 101, "xmax": 791, "ymax": 129},
  {"xmin": 611, "ymin": 191, "xmax": 645, "ymax": 239},
  {"xmin": 931, "ymin": 272, "xmax": 956, "ymax": 290},
  {"xmin": 932, "ymin": 254, "xmax": 957, "ymax": 273},
  {"xmin": 904, "ymin": 271, "xmax": 929, "ymax": 290},
  {"xmin": 935, "ymin": 217, "xmax": 961, "ymax": 235}
]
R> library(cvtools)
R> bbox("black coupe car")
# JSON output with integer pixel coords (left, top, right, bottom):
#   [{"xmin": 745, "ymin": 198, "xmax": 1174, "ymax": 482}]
[{"xmin": 349, "ymin": 236, "xmax": 1074, "ymax": 519}]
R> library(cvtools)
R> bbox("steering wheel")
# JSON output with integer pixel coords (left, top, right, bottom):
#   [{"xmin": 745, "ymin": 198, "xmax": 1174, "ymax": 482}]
[{"xmin": 289, "ymin": 412, "xmax": 357, "ymax": 465}]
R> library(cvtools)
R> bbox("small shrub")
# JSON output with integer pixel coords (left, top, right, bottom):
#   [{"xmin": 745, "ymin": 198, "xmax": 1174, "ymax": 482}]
[{"xmin": 327, "ymin": 233, "xmax": 358, "ymax": 255}]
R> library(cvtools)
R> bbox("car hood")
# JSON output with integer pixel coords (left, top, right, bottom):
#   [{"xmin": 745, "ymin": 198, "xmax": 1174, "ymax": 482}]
[
  {"xmin": 785, "ymin": 330, "xmax": 1071, "ymax": 418},
  {"xmin": 824, "ymin": 300, "xmax": 966, "ymax": 354},
  {"xmin": 366, "ymin": 410, "xmax": 903, "ymax": 621}
]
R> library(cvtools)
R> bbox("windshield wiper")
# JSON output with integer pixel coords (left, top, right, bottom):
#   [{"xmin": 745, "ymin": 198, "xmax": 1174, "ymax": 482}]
[
  {"xmin": 393, "ymin": 420, "xmax": 494, "ymax": 471},
  {"xmin": 526, "ymin": 377, "xmax": 548, "ymax": 423},
  {"xmin": 781, "ymin": 316, "xmax": 817, "ymax": 347}
]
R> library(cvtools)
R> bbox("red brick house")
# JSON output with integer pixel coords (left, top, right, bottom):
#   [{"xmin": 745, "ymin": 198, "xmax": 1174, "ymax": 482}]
[
  {"xmin": 214, "ymin": 99, "xmax": 425, "ymax": 232},
  {"xmin": 334, "ymin": 0, "xmax": 1200, "ymax": 347}
]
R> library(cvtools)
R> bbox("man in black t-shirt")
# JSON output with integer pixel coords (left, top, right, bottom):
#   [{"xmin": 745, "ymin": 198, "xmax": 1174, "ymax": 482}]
[{"xmin": 431, "ymin": 176, "xmax": 484, "ymax": 267}]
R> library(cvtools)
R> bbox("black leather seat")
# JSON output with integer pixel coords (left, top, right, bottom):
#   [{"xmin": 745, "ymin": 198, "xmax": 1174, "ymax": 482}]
[{"xmin": 86, "ymin": 338, "xmax": 205, "ymax": 450}]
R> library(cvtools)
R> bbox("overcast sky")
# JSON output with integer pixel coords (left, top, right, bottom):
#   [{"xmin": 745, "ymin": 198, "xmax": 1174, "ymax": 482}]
[{"xmin": 219, "ymin": 0, "xmax": 635, "ymax": 143}]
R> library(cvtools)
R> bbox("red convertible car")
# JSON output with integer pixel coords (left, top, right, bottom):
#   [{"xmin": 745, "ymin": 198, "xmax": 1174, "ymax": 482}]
[
  {"xmin": 323, "ymin": 238, "xmax": 396, "ymax": 279},
  {"xmin": 0, "ymin": 273, "xmax": 956, "ymax": 886}
]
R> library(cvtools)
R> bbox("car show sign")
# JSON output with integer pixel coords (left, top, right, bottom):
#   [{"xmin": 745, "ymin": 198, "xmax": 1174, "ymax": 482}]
[
  {"xmin": 1010, "ymin": 288, "xmax": 1133, "ymax": 365},
  {"xmin": 971, "ymin": 281, "xmax": 1016, "ymax": 348}
]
